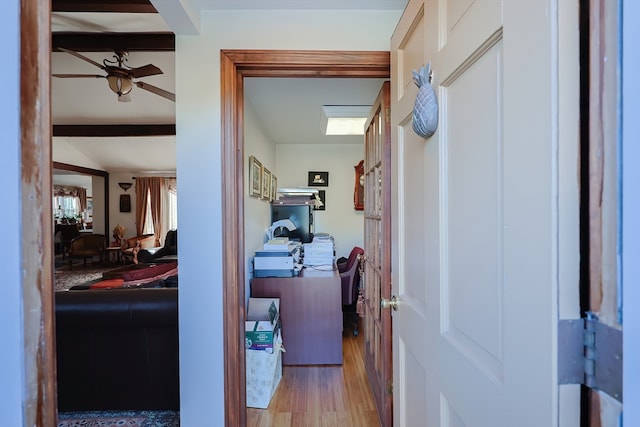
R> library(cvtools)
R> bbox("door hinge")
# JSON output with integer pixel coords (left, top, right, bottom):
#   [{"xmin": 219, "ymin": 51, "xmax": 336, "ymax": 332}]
[
  {"xmin": 386, "ymin": 379, "xmax": 393, "ymax": 396},
  {"xmin": 558, "ymin": 313, "xmax": 622, "ymax": 402}
]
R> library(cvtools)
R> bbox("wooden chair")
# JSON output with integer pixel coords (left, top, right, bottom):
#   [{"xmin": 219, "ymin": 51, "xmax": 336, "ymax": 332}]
[
  {"xmin": 120, "ymin": 234, "xmax": 156, "ymax": 264},
  {"xmin": 67, "ymin": 234, "xmax": 106, "ymax": 270},
  {"xmin": 56, "ymin": 224, "xmax": 81, "ymax": 259}
]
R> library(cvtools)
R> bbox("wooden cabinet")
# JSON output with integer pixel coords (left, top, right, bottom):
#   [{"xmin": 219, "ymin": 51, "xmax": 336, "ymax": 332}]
[{"xmin": 251, "ymin": 269, "xmax": 342, "ymax": 365}]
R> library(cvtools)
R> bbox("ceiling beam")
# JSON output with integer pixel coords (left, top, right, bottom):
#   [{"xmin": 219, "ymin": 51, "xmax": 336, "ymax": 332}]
[
  {"xmin": 52, "ymin": 0, "xmax": 157, "ymax": 13},
  {"xmin": 53, "ymin": 124, "xmax": 176, "ymax": 137},
  {"xmin": 52, "ymin": 33, "xmax": 174, "ymax": 52}
]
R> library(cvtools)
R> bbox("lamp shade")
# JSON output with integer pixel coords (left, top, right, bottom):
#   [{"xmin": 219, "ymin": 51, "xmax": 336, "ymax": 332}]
[{"xmin": 107, "ymin": 75, "xmax": 133, "ymax": 96}]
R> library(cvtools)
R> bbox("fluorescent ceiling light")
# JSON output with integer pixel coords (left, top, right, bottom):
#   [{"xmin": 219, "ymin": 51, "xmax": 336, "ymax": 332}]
[{"xmin": 321, "ymin": 105, "xmax": 371, "ymax": 136}]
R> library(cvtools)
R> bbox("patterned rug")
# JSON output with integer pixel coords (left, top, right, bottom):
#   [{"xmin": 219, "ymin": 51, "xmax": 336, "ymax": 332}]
[
  {"xmin": 55, "ymin": 266, "xmax": 119, "ymax": 291},
  {"xmin": 57, "ymin": 410, "xmax": 179, "ymax": 427}
]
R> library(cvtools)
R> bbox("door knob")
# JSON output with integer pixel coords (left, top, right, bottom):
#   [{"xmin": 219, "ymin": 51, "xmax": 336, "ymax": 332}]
[{"xmin": 381, "ymin": 295, "xmax": 399, "ymax": 311}]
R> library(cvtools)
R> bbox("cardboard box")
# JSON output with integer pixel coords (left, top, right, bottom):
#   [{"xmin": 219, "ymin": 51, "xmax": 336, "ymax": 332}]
[
  {"xmin": 246, "ymin": 333, "xmax": 283, "ymax": 409},
  {"xmin": 245, "ymin": 298, "xmax": 281, "ymax": 351}
]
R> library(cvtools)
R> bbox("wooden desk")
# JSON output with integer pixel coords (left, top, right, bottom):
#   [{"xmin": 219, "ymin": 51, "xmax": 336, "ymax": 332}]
[{"xmin": 251, "ymin": 268, "xmax": 342, "ymax": 365}]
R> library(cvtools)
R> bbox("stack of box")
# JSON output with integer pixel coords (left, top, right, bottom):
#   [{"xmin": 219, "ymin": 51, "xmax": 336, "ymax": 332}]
[
  {"xmin": 302, "ymin": 236, "xmax": 335, "ymax": 267},
  {"xmin": 245, "ymin": 298, "xmax": 283, "ymax": 409}
]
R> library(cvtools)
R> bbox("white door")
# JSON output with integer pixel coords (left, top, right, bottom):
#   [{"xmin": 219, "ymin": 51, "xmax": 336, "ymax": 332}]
[{"xmin": 390, "ymin": 1, "xmax": 577, "ymax": 426}]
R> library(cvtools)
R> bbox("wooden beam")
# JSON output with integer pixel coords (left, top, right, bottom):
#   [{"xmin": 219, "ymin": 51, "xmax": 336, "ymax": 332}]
[
  {"xmin": 53, "ymin": 124, "xmax": 175, "ymax": 137},
  {"xmin": 52, "ymin": 33, "xmax": 174, "ymax": 52},
  {"xmin": 52, "ymin": 0, "xmax": 157, "ymax": 13}
]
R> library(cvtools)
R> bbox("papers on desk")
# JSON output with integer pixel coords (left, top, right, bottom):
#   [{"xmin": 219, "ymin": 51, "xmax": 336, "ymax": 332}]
[
  {"xmin": 302, "ymin": 239, "xmax": 335, "ymax": 267},
  {"xmin": 263, "ymin": 238, "xmax": 290, "ymax": 251}
]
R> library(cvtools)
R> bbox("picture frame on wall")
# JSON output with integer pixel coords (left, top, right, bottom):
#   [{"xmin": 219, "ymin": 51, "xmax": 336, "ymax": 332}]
[
  {"xmin": 119, "ymin": 194, "xmax": 131, "ymax": 213},
  {"xmin": 316, "ymin": 190, "xmax": 326, "ymax": 211},
  {"xmin": 354, "ymin": 160, "xmax": 364, "ymax": 211},
  {"xmin": 249, "ymin": 156, "xmax": 262, "ymax": 197},
  {"xmin": 261, "ymin": 167, "xmax": 272, "ymax": 200},
  {"xmin": 308, "ymin": 171, "xmax": 329, "ymax": 187},
  {"xmin": 270, "ymin": 174, "xmax": 277, "ymax": 202}
]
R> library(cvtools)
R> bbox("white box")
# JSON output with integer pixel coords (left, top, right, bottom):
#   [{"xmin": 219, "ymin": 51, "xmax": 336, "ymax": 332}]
[
  {"xmin": 245, "ymin": 298, "xmax": 281, "ymax": 351},
  {"xmin": 246, "ymin": 333, "xmax": 283, "ymax": 408}
]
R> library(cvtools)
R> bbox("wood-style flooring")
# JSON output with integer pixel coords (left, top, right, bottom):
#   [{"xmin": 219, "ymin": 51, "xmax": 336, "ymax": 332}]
[{"xmin": 247, "ymin": 324, "xmax": 380, "ymax": 427}]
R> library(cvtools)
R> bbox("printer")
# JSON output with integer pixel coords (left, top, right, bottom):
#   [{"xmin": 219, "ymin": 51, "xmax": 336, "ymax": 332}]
[{"xmin": 253, "ymin": 238, "xmax": 301, "ymax": 278}]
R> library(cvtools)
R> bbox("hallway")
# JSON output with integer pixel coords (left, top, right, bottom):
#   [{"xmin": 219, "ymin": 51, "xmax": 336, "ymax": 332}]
[{"xmin": 247, "ymin": 327, "xmax": 379, "ymax": 427}]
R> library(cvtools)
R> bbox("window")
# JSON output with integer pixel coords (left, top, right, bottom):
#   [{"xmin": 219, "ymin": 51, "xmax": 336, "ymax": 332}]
[
  {"xmin": 53, "ymin": 196, "xmax": 80, "ymax": 219},
  {"xmin": 141, "ymin": 178, "xmax": 177, "ymax": 239},
  {"xmin": 168, "ymin": 186, "xmax": 177, "ymax": 230}
]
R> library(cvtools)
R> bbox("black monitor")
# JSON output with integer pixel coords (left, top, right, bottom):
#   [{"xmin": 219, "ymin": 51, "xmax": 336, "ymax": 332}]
[{"xmin": 271, "ymin": 205, "xmax": 314, "ymax": 243}]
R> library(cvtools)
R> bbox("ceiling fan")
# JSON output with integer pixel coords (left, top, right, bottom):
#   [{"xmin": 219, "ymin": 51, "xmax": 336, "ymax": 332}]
[{"xmin": 53, "ymin": 48, "xmax": 175, "ymax": 103}]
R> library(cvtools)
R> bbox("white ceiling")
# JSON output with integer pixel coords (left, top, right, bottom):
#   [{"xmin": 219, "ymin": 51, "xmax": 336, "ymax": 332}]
[
  {"xmin": 52, "ymin": 2, "xmax": 403, "ymax": 172},
  {"xmin": 245, "ymin": 77, "xmax": 387, "ymax": 145}
]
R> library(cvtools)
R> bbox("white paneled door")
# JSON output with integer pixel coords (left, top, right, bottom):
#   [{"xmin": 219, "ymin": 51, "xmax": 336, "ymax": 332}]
[{"xmin": 390, "ymin": 1, "xmax": 576, "ymax": 426}]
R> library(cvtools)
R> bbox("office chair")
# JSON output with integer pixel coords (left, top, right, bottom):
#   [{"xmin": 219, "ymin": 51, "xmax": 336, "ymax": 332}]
[{"xmin": 338, "ymin": 246, "xmax": 364, "ymax": 336}]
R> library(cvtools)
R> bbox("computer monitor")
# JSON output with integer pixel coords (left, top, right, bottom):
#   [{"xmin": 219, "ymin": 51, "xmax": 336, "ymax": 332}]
[{"xmin": 271, "ymin": 205, "xmax": 314, "ymax": 243}]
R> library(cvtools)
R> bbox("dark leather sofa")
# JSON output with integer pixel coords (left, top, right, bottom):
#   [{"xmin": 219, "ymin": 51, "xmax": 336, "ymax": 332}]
[
  {"xmin": 137, "ymin": 229, "xmax": 177, "ymax": 264},
  {"xmin": 55, "ymin": 288, "xmax": 179, "ymax": 411}
]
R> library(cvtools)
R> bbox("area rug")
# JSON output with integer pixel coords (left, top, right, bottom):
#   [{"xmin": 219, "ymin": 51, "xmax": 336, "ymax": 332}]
[
  {"xmin": 57, "ymin": 410, "xmax": 179, "ymax": 427},
  {"xmin": 55, "ymin": 266, "xmax": 118, "ymax": 291}
]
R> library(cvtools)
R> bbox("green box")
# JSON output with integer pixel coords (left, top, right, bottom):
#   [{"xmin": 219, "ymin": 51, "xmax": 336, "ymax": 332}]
[{"xmin": 245, "ymin": 298, "xmax": 280, "ymax": 351}]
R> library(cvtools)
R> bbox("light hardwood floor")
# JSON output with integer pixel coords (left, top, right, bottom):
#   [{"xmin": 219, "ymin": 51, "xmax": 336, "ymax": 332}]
[{"xmin": 247, "ymin": 325, "xmax": 380, "ymax": 427}]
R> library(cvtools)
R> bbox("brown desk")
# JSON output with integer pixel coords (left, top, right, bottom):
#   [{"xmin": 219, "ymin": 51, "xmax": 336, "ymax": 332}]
[{"xmin": 251, "ymin": 268, "xmax": 342, "ymax": 365}]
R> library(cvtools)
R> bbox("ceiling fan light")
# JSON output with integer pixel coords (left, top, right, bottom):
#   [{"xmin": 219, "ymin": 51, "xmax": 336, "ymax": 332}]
[{"xmin": 107, "ymin": 75, "xmax": 133, "ymax": 96}]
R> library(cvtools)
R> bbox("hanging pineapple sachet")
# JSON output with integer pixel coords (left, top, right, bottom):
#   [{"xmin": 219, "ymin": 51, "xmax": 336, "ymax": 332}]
[{"xmin": 411, "ymin": 62, "xmax": 438, "ymax": 138}]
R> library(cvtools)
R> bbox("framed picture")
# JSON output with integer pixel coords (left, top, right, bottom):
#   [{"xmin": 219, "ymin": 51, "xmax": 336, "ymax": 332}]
[
  {"xmin": 308, "ymin": 171, "xmax": 329, "ymax": 187},
  {"xmin": 270, "ymin": 174, "xmax": 277, "ymax": 202},
  {"xmin": 249, "ymin": 156, "xmax": 262, "ymax": 197},
  {"xmin": 354, "ymin": 160, "xmax": 364, "ymax": 211},
  {"xmin": 119, "ymin": 194, "xmax": 131, "ymax": 212},
  {"xmin": 261, "ymin": 167, "xmax": 272, "ymax": 200},
  {"xmin": 316, "ymin": 190, "xmax": 326, "ymax": 211}
]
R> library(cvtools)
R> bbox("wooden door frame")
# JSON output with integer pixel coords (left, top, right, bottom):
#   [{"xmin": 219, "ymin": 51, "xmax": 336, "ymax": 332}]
[
  {"xmin": 220, "ymin": 49, "xmax": 390, "ymax": 426},
  {"xmin": 23, "ymin": 0, "xmax": 57, "ymax": 425}
]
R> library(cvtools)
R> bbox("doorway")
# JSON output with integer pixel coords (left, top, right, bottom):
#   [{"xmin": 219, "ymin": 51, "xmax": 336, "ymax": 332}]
[
  {"xmin": 243, "ymin": 76, "xmax": 385, "ymax": 423},
  {"xmin": 220, "ymin": 50, "xmax": 390, "ymax": 426}
]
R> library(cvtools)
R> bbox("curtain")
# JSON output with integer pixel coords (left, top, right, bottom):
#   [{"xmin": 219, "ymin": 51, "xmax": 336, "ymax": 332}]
[
  {"xmin": 135, "ymin": 178, "xmax": 151, "ymax": 236},
  {"xmin": 53, "ymin": 185, "xmax": 87, "ymax": 213},
  {"xmin": 162, "ymin": 178, "xmax": 177, "ymax": 237},
  {"xmin": 134, "ymin": 177, "xmax": 166, "ymax": 246},
  {"xmin": 149, "ymin": 178, "xmax": 165, "ymax": 247}
]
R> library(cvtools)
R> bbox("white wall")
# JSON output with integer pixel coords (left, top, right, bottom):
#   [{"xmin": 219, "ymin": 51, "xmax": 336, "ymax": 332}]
[
  {"xmin": 108, "ymin": 172, "xmax": 139, "ymax": 240},
  {"xmin": 275, "ymin": 143, "xmax": 364, "ymax": 258},
  {"xmin": 90, "ymin": 176, "xmax": 106, "ymax": 235},
  {"xmin": 1, "ymin": 1, "xmax": 24, "ymax": 424},
  {"xmin": 244, "ymin": 98, "xmax": 276, "ymax": 291},
  {"xmin": 623, "ymin": 1, "xmax": 640, "ymax": 424},
  {"xmin": 175, "ymin": 9, "xmax": 401, "ymax": 426}
]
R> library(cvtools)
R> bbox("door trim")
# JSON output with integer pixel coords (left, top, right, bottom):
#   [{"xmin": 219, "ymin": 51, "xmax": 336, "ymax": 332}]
[
  {"xmin": 23, "ymin": 0, "xmax": 57, "ymax": 425},
  {"xmin": 220, "ymin": 49, "xmax": 390, "ymax": 426}
]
